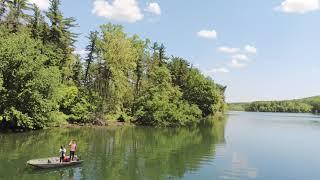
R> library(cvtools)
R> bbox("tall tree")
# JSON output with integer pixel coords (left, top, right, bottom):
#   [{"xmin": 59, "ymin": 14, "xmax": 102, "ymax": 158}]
[
  {"xmin": 168, "ymin": 57, "xmax": 190, "ymax": 87},
  {"xmin": 46, "ymin": 0, "xmax": 62, "ymax": 43},
  {"xmin": 84, "ymin": 31, "xmax": 98, "ymax": 85},
  {"xmin": 46, "ymin": 0, "xmax": 77, "ymax": 81},
  {"xmin": 46, "ymin": 0, "xmax": 77, "ymax": 47},
  {"xmin": 72, "ymin": 55, "xmax": 83, "ymax": 86},
  {"xmin": 6, "ymin": 0, "xmax": 30, "ymax": 32},
  {"xmin": 145, "ymin": 42, "xmax": 159, "ymax": 77},
  {"xmin": 130, "ymin": 35, "xmax": 148, "ymax": 114},
  {"xmin": 158, "ymin": 43, "xmax": 167, "ymax": 66},
  {"xmin": 151, "ymin": 42, "xmax": 159, "ymax": 62},
  {"xmin": 95, "ymin": 23, "xmax": 137, "ymax": 114},
  {"xmin": 29, "ymin": 4, "xmax": 44, "ymax": 39}
]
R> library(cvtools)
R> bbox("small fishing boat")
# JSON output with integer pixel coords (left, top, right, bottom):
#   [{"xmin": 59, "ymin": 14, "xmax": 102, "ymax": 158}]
[{"xmin": 27, "ymin": 157, "xmax": 84, "ymax": 169}]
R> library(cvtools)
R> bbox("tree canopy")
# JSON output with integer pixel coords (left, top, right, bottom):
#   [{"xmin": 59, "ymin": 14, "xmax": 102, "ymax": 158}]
[{"xmin": 0, "ymin": 1, "xmax": 226, "ymax": 130}]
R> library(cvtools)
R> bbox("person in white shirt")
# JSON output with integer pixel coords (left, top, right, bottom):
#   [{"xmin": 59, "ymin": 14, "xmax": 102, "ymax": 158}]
[{"xmin": 59, "ymin": 146, "xmax": 66, "ymax": 163}]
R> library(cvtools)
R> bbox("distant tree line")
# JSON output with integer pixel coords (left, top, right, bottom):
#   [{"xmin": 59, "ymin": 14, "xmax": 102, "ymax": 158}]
[
  {"xmin": 244, "ymin": 101, "xmax": 312, "ymax": 113},
  {"xmin": 229, "ymin": 96, "xmax": 320, "ymax": 113},
  {"xmin": 0, "ymin": 0, "xmax": 226, "ymax": 130}
]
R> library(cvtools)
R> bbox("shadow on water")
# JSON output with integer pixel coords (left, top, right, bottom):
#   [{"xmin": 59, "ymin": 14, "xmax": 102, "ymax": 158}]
[{"xmin": 0, "ymin": 116, "xmax": 227, "ymax": 180}]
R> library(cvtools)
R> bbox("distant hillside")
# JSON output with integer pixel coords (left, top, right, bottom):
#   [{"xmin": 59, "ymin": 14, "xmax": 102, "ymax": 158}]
[{"xmin": 228, "ymin": 96, "xmax": 320, "ymax": 113}]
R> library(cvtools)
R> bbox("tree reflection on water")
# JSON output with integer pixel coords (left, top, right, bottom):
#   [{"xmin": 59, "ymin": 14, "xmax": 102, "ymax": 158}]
[{"xmin": 0, "ymin": 116, "xmax": 226, "ymax": 180}]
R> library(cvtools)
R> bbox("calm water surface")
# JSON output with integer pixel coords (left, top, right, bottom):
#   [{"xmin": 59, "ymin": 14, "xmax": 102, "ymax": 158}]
[{"xmin": 1, "ymin": 112, "xmax": 320, "ymax": 180}]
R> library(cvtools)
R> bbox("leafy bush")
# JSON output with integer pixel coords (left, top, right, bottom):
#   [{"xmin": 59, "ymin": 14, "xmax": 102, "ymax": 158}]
[
  {"xmin": 0, "ymin": 33, "xmax": 61, "ymax": 129},
  {"xmin": 134, "ymin": 67, "xmax": 202, "ymax": 127}
]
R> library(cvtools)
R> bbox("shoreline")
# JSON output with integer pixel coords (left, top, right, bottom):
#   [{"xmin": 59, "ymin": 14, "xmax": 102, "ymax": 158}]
[
  {"xmin": 0, "ymin": 121, "xmax": 133, "ymax": 133},
  {"xmin": 58, "ymin": 121, "xmax": 132, "ymax": 128},
  {"xmin": 0, "ymin": 114, "xmax": 226, "ymax": 133}
]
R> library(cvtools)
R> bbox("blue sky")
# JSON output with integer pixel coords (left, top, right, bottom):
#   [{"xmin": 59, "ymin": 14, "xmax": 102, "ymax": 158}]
[{"xmin": 30, "ymin": 0, "xmax": 320, "ymax": 102}]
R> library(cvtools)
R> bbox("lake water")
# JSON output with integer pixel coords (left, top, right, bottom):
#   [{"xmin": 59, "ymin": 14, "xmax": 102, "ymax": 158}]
[{"xmin": 1, "ymin": 112, "xmax": 320, "ymax": 180}]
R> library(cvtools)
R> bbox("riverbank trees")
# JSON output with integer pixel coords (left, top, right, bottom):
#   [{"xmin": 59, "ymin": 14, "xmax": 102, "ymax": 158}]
[
  {"xmin": 0, "ymin": 1, "xmax": 226, "ymax": 130},
  {"xmin": 228, "ymin": 97, "xmax": 320, "ymax": 113},
  {"xmin": 244, "ymin": 101, "xmax": 312, "ymax": 113}
]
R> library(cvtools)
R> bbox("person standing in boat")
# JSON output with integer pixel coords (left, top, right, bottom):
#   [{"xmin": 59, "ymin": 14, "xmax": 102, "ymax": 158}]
[
  {"xmin": 69, "ymin": 140, "xmax": 77, "ymax": 161},
  {"xmin": 59, "ymin": 146, "xmax": 66, "ymax": 163}
]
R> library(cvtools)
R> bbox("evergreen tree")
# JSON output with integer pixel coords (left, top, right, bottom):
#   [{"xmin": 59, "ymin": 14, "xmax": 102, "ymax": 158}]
[
  {"xmin": 6, "ymin": 0, "xmax": 30, "ymax": 32},
  {"xmin": 29, "ymin": 4, "xmax": 44, "ymax": 39},
  {"xmin": 168, "ymin": 57, "xmax": 190, "ymax": 87},
  {"xmin": 46, "ymin": 0, "xmax": 77, "ymax": 81},
  {"xmin": 72, "ymin": 55, "xmax": 83, "ymax": 86},
  {"xmin": 84, "ymin": 31, "xmax": 98, "ymax": 85},
  {"xmin": 152, "ymin": 42, "xmax": 159, "ymax": 61},
  {"xmin": 46, "ymin": 0, "xmax": 63, "ymax": 43},
  {"xmin": 158, "ymin": 43, "xmax": 167, "ymax": 66}
]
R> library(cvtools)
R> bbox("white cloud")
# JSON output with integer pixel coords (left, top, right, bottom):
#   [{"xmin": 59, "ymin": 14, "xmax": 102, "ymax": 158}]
[
  {"xmin": 197, "ymin": 30, "xmax": 217, "ymax": 39},
  {"xmin": 228, "ymin": 59, "xmax": 247, "ymax": 68},
  {"xmin": 232, "ymin": 54, "xmax": 249, "ymax": 61},
  {"xmin": 244, "ymin": 45, "xmax": 257, "ymax": 54},
  {"xmin": 145, "ymin": 2, "xmax": 161, "ymax": 15},
  {"xmin": 216, "ymin": 45, "xmax": 257, "ymax": 69},
  {"xmin": 218, "ymin": 46, "xmax": 240, "ymax": 54},
  {"xmin": 92, "ymin": 0, "xmax": 144, "ymax": 23},
  {"xmin": 218, "ymin": 45, "xmax": 257, "ymax": 54},
  {"xmin": 28, "ymin": 0, "xmax": 50, "ymax": 10},
  {"xmin": 276, "ymin": 0, "xmax": 320, "ymax": 14}
]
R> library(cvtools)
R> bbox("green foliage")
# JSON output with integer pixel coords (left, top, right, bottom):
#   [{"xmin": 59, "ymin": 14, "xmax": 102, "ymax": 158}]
[
  {"xmin": 54, "ymin": 85, "xmax": 95, "ymax": 123},
  {"xmin": 3, "ymin": 107, "xmax": 34, "ymax": 129},
  {"xmin": 69, "ymin": 96, "xmax": 95, "ymax": 123},
  {"xmin": 228, "ymin": 103, "xmax": 247, "ymax": 111},
  {"xmin": 84, "ymin": 31, "xmax": 98, "ymax": 85},
  {"xmin": 245, "ymin": 101, "xmax": 312, "ymax": 113},
  {"xmin": 0, "ymin": 0, "xmax": 82, "ymax": 130},
  {"xmin": 0, "ymin": 0, "xmax": 226, "ymax": 130},
  {"xmin": 168, "ymin": 57, "xmax": 190, "ymax": 87},
  {"xmin": 229, "ymin": 97, "xmax": 320, "ymax": 113},
  {"xmin": 5, "ymin": 0, "xmax": 30, "ymax": 32},
  {"xmin": 46, "ymin": 0, "xmax": 77, "ymax": 81},
  {"xmin": 94, "ymin": 24, "xmax": 138, "ymax": 113},
  {"xmin": 47, "ymin": 111, "xmax": 68, "ymax": 126},
  {"xmin": 29, "ymin": 4, "xmax": 45, "ymax": 39},
  {"xmin": 134, "ymin": 67, "xmax": 202, "ymax": 127},
  {"xmin": 72, "ymin": 55, "xmax": 83, "ymax": 86},
  {"xmin": 181, "ymin": 68, "xmax": 225, "ymax": 116},
  {"xmin": 299, "ymin": 96, "xmax": 320, "ymax": 113},
  {"xmin": 104, "ymin": 112, "xmax": 132, "ymax": 122},
  {"xmin": 168, "ymin": 58, "xmax": 226, "ymax": 117},
  {"xmin": 0, "ymin": 32, "xmax": 60, "ymax": 129},
  {"xmin": 56, "ymin": 85, "xmax": 79, "ymax": 113}
]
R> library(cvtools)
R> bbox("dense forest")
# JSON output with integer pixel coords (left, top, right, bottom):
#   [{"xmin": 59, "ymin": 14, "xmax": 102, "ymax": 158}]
[
  {"xmin": 229, "ymin": 96, "xmax": 320, "ymax": 113},
  {"xmin": 0, "ymin": 0, "xmax": 226, "ymax": 130}
]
